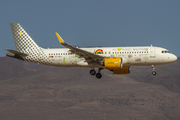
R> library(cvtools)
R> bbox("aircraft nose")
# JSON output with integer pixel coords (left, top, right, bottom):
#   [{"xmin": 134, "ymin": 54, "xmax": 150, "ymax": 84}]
[{"xmin": 172, "ymin": 54, "xmax": 177, "ymax": 62}]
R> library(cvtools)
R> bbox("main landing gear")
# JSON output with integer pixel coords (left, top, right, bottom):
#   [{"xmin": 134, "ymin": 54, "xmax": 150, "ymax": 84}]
[
  {"xmin": 90, "ymin": 68, "xmax": 103, "ymax": 79},
  {"xmin": 151, "ymin": 65, "xmax": 156, "ymax": 76},
  {"xmin": 90, "ymin": 69, "xmax": 96, "ymax": 75}
]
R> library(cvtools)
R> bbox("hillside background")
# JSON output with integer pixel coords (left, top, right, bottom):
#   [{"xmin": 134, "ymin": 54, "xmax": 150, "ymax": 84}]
[{"xmin": 0, "ymin": 57, "xmax": 180, "ymax": 120}]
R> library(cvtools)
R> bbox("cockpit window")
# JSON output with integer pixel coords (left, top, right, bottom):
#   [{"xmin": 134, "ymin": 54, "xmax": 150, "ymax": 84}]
[{"xmin": 162, "ymin": 51, "xmax": 170, "ymax": 53}]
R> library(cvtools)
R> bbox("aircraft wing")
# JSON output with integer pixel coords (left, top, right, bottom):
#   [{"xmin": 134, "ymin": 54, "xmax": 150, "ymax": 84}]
[{"xmin": 55, "ymin": 32, "xmax": 105, "ymax": 64}]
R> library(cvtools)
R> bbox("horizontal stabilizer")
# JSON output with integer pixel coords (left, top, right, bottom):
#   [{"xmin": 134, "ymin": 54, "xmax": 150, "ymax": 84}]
[{"xmin": 5, "ymin": 49, "xmax": 28, "ymax": 56}]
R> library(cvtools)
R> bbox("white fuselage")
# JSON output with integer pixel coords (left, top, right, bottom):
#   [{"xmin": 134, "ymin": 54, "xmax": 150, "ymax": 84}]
[
  {"xmin": 40, "ymin": 46, "xmax": 177, "ymax": 68},
  {"xmin": 8, "ymin": 23, "xmax": 178, "ymax": 78}
]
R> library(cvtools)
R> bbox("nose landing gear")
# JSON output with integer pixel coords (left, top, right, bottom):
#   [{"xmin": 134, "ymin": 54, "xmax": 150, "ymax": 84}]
[
  {"xmin": 90, "ymin": 68, "xmax": 103, "ymax": 79},
  {"xmin": 151, "ymin": 65, "xmax": 156, "ymax": 76}
]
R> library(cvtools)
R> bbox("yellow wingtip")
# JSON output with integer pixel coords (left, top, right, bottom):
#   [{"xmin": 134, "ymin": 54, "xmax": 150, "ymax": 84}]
[{"xmin": 55, "ymin": 32, "xmax": 64, "ymax": 43}]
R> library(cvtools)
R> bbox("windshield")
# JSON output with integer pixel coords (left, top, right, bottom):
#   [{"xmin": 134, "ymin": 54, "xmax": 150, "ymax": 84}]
[{"xmin": 162, "ymin": 51, "xmax": 170, "ymax": 53}]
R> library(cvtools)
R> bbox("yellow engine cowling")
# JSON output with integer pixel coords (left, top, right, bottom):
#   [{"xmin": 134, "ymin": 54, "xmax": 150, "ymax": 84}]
[
  {"xmin": 104, "ymin": 57, "xmax": 121, "ymax": 70},
  {"xmin": 112, "ymin": 66, "xmax": 130, "ymax": 74},
  {"xmin": 104, "ymin": 57, "xmax": 130, "ymax": 74}
]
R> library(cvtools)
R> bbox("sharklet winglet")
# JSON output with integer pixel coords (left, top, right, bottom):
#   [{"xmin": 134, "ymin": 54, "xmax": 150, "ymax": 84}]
[{"xmin": 55, "ymin": 32, "xmax": 64, "ymax": 44}]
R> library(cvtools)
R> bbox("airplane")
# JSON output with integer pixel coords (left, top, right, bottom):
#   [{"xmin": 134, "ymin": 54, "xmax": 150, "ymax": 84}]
[{"xmin": 6, "ymin": 23, "xmax": 177, "ymax": 79}]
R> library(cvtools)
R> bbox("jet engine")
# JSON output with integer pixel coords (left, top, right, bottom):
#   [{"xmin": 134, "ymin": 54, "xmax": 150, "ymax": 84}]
[
  {"xmin": 103, "ymin": 57, "xmax": 130, "ymax": 74},
  {"xmin": 112, "ymin": 66, "xmax": 130, "ymax": 74},
  {"xmin": 104, "ymin": 57, "xmax": 122, "ymax": 70}
]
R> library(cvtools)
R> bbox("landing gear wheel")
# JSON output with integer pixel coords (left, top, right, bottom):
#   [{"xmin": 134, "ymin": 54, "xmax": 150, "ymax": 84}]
[
  {"xmin": 152, "ymin": 71, "xmax": 156, "ymax": 76},
  {"xmin": 96, "ymin": 73, "xmax": 102, "ymax": 79},
  {"xmin": 90, "ymin": 69, "xmax": 96, "ymax": 76},
  {"xmin": 151, "ymin": 65, "xmax": 156, "ymax": 76}
]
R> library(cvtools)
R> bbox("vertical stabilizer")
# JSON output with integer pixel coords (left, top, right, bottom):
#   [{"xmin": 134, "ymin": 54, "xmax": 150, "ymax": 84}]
[
  {"xmin": 9, "ymin": 23, "xmax": 49, "ymax": 65},
  {"xmin": 10, "ymin": 23, "xmax": 41, "ymax": 53}
]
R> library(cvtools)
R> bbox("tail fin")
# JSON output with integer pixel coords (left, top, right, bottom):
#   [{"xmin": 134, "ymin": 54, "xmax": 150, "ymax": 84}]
[
  {"xmin": 10, "ymin": 23, "xmax": 41, "ymax": 53},
  {"xmin": 9, "ymin": 23, "xmax": 49, "ymax": 65}
]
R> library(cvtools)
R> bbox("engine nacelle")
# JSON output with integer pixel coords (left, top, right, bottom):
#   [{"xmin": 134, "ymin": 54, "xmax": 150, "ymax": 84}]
[
  {"xmin": 104, "ymin": 57, "xmax": 122, "ymax": 70},
  {"xmin": 104, "ymin": 57, "xmax": 130, "ymax": 74},
  {"xmin": 112, "ymin": 66, "xmax": 130, "ymax": 74}
]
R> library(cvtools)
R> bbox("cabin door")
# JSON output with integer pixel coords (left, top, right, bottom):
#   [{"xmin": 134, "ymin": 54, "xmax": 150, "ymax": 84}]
[{"xmin": 150, "ymin": 47, "xmax": 156, "ymax": 58}]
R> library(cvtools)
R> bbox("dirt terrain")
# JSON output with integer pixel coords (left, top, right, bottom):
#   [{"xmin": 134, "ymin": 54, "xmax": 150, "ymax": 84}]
[{"xmin": 0, "ymin": 57, "xmax": 180, "ymax": 120}]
